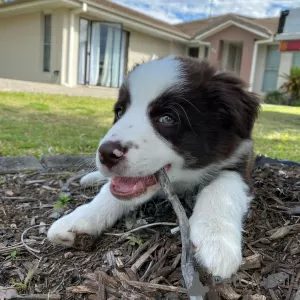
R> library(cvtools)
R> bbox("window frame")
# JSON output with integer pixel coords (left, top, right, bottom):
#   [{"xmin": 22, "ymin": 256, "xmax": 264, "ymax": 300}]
[{"xmin": 43, "ymin": 14, "xmax": 52, "ymax": 73}]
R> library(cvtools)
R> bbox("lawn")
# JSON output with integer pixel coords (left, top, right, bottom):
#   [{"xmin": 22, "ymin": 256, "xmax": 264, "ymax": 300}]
[
  {"xmin": 0, "ymin": 92, "xmax": 299, "ymax": 161},
  {"xmin": 254, "ymin": 104, "xmax": 300, "ymax": 161},
  {"xmin": 0, "ymin": 92, "xmax": 114, "ymax": 157}
]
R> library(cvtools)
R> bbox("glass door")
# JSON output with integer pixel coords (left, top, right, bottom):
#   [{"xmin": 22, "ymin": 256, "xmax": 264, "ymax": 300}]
[
  {"xmin": 78, "ymin": 19, "xmax": 127, "ymax": 88},
  {"xmin": 262, "ymin": 45, "xmax": 280, "ymax": 92},
  {"xmin": 98, "ymin": 23, "xmax": 123, "ymax": 88}
]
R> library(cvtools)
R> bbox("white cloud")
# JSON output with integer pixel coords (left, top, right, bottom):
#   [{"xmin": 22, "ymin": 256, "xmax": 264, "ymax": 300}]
[{"xmin": 110, "ymin": 0, "xmax": 300, "ymax": 24}]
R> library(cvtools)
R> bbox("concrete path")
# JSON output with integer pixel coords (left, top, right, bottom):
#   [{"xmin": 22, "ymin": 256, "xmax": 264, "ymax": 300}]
[
  {"xmin": 0, "ymin": 78, "xmax": 118, "ymax": 99},
  {"xmin": 1, "ymin": 154, "xmax": 299, "ymax": 175},
  {"xmin": 0, "ymin": 155, "xmax": 95, "ymax": 174}
]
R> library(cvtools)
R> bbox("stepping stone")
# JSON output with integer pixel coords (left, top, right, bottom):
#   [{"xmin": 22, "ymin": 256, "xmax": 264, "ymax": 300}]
[
  {"xmin": 42, "ymin": 155, "xmax": 95, "ymax": 169},
  {"xmin": 0, "ymin": 156, "xmax": 44, "ymax": 174}
]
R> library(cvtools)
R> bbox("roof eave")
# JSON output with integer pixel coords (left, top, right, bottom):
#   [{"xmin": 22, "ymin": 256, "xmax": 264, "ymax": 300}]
[
  {"xmin": 194, "ymin": 20, "xmax": 271, "ymax": 40},
  {"xmin": 78, "ymin": 0, "xmax": 191, "ymax": 41},
  {"xmin": 0, "ymin": 0, "xmax": 191, "ymax": 41}
]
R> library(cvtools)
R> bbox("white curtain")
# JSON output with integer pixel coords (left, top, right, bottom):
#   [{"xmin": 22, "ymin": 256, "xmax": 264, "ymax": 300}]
[
  {"xmin": 89, "ymin": 22, "xmax": 101, "ymax": 86},
  {"xmin": 111, "ymin": 27, "xmax": 121, "ymax": 88},
  {"xmin": 101, "ymin": 26, "xmax": 113, "ymax": 87},
  {"xmin": 118, "ymin": 31, "xmax": 126, "ymax": 87},
  {"xmin": 77, "ymin": 20, "xmax": 88, "ymax": 85},
  {"xmin": 78, "ymin": 42, "xmax": 86, "ymax": 84}
]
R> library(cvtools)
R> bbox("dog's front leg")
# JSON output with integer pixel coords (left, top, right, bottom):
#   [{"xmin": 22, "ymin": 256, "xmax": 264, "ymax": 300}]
[
  {"xmin": 189, "ymin": 171, "xmax": 252, "ymax": 279},
  {"xmin": 47, "ymin": 182, "xmax": 135, "ymax": 247},
  {"xmin": 80, "ymin": 171, "xmax": 108, "ymax": 187}
]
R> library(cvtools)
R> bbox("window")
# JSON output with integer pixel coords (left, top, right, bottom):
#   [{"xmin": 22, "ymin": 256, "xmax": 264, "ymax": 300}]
[
  {"xmin": 43, "ymin": 14, "xmax": 51, "ymax": 72},
  {"xmin": 204, "ymin": 46, "xmax": 209, "ymax": 58},
  {"xmin": 188, "ymin": 47, "xmax": 199, "ymax": 58},
  {"xmin": 77, "ymin": 19, "xmax": 130, "ymax": 88},
  {"xmin": 292, "ymin": 52, "xmax": 300, "ymax": 67},
  {"xmin": 262, "ymin": 45, "xmax": 280, "ymax": 92},
  {"xmin": 226, "ymin": 43, "xmax": 243, "ymax": 75}
]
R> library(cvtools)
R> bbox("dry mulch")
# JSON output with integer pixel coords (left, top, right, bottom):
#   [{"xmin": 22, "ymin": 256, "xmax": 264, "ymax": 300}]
[{"xmin": 0, "ymin": 163, "xmax": 300, "ymax": 300}]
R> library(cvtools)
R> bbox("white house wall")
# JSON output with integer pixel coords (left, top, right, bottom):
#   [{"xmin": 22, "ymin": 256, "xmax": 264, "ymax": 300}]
[
  {"xmin": 170, "ymin": 41, "xmax": 187, "ymax": 56},
  {"xmin": 252, "ymin": 44, "xmax": 267, "ymax": 94},
  {"xmin": 127, "ymin": 30, "xmax": 173, "ymax": 72},
  {"xmin": 277, "ymin": 52, "xmax": 293, "ymax": 88}
]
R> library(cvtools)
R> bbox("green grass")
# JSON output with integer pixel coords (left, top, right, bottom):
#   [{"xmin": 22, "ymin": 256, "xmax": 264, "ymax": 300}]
[
  {"xmin": 0, "ymin": 92, "xmax": 300, "ymax": 161},
  {"xmin": 253, "ymin": 104, "xmax": 300, "ymax": 161},
  {"xmin": 0, "ymin": 92, "xmax": 114, "ymax": 157}
]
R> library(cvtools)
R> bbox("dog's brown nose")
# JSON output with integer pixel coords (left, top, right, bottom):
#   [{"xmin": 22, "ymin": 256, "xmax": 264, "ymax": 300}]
[{"xmin": 98, "ymin": 141, "xmax": 126, "ymax": 169}]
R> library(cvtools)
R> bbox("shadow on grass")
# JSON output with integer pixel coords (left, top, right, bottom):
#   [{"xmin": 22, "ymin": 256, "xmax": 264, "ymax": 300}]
[{"xmin": 0, "ymin": 103, "xmax": 113, "ymax": 157}]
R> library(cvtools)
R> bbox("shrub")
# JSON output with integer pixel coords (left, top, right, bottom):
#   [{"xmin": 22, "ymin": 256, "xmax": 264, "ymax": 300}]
[
  {"xmin": 264, "ymin": 90, "xmax": 288, "ymax": 105},
  {"xmin": 280, "ymin": 66, "xmax": 300, "ymax": 105}
]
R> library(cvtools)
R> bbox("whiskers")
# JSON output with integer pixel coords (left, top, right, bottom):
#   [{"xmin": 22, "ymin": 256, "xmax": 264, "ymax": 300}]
[
  {"xmin": 73, "ymin": 157, "xmax": 104, "ymax": 196},
  {"xmin": 161, "ymin": 95, "xmax": 201, "ymax": 136}
]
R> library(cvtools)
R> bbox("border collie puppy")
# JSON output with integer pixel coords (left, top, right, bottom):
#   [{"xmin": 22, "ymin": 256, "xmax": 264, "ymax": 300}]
[{"xmin": 47, "ymin": 56, "xmax": 260, "ymax": 279}]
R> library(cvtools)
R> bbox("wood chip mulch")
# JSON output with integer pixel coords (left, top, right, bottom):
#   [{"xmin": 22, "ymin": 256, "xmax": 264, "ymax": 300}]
[{"xmin": 0, "ymin": 163, "xmax": 300, "ymax": 300}]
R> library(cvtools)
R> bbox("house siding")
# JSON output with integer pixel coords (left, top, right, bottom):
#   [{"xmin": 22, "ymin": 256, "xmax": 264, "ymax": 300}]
[
  {"xmin": 277, "ymin": 52, "xmax": 293, "ymax": 88},
  {"xmin": 204, "ymin": 25, "xmax": 262, "ymax": 84},
  {"xmin": 127, "ymin": 30, "xmax": 175, "ymax": 71},
  {"xmin": 0, "ymin": 10, "xmax": 65, "ymax": 84},
  {"xmin": 251, "ymin": 43, "xmax": 298, "ymax": 95}
]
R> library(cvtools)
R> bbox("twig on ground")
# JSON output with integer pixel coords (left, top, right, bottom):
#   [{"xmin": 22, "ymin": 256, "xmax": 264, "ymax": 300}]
[
  {"xmin": 21, "ymin": 224, "xmax": 49, "ymax": 259},
  {"xmin": 130, "ymin": 242, "xmax": 161, "ymax": 273},
  {"xmin": 103, "ymin": 222, "xmax": 177, "ymax": 237},
  {"xmin": 1, "ymin": 196, "xmax": 38, "ymax": 202},
  {"xmin": 126, "ymin": 280, "xmax": 187, "ymax": 294},
  {"xmin": 10, "ymin": 294, "xmax": 61, "ymax": 299},
  {"xmin": 156, "ymin": 168, "xmax": 204, "ymax": 300}
]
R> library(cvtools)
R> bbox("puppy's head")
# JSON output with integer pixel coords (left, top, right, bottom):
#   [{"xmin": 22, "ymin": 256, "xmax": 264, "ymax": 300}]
[{"xmin": 96, "ymin": 56, "xmax": 260, "ymax": 201}]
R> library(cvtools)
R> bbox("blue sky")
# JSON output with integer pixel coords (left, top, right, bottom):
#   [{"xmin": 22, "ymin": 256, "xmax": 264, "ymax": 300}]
[{"xmin": 110, "ymin": 0, "xmax": 300, "ymax": 24}]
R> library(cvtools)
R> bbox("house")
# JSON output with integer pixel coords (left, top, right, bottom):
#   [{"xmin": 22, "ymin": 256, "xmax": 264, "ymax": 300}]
[
  {"xmin": 275, "ymin": 7, "xmax": 300, "ymax": 87},
  {"xmin": 0, "ymin": 0, "xmax": 297, "ymax": 95}
]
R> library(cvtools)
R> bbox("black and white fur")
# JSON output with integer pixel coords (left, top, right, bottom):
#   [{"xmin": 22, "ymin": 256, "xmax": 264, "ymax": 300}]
[{"xmin": 47, "ymin": 56, "xmax": 260, "ymax": 279}]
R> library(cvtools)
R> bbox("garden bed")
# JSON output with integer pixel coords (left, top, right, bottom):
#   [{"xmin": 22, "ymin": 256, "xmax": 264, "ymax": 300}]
[{"xmin": 1, "ymin": 162, "xmax": 300, "ymax": 300}]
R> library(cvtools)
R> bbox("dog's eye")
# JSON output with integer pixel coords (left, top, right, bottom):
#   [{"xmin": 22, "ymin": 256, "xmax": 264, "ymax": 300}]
[
  {"xmin": 115, "ymin": 108, "xmax": 123, "ymax": 119},
  {"xmin": 158, "ymin": 115, "xmax": 175, "ymax": 125}
]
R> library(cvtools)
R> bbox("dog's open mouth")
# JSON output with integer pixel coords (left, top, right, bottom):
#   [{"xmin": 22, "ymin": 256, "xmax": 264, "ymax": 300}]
[{"xmin": 110, "ymin": 164, "xmax": 171, "ymax": 200}]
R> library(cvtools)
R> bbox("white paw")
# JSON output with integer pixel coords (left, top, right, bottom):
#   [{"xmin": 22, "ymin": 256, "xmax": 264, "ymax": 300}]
[
  {"xmin": 189, "ymin": 218, "xmax": 242, "ymax": 279},
  {"xmin": 47, "ymin": 209, "xmax": 97, "ymax": 247},
  {"xmin": 80, "ymin": 171, "xmax": 107, "ymax": 187}
]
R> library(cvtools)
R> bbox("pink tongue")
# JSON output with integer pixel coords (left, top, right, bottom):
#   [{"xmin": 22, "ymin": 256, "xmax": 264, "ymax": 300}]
[{"xmin": 111, "ymin": 177, "xmax": 146, "ymax": 195}]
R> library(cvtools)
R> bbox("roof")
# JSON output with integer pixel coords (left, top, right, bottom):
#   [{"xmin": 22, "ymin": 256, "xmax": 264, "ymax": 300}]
[
  {"xmin": 0, "ymin": 0, "xmax": 279, "ymax": 40},
  {"xmin": 84, "ymin": 0, "xmax": 189, "ymax": 38},
  {"xmin": 175, "ymin": 13, "xmax": 279, "ymax": 38},
  {"xmin": 0, "ymin": 0, "xmax": 189, "ymax": 39}
]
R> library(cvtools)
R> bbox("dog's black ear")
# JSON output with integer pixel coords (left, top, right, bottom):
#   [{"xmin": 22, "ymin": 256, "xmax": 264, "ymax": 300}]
[{"xmin": 208, "ymin": 72, "xmax": 261, "ymax": 139}]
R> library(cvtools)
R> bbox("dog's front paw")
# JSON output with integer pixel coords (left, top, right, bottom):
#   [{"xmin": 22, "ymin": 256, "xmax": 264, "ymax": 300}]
[
  {"xmin": 47, "ymin": 210, "xmax": 96, "ymax": 247},
  {"xmin": 80, "ymin": 171, "xmax": 107, "ymax": 187},
  {"xmin": 189, "ymin": 218, "xmax": 242, "ymax": 279}
]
